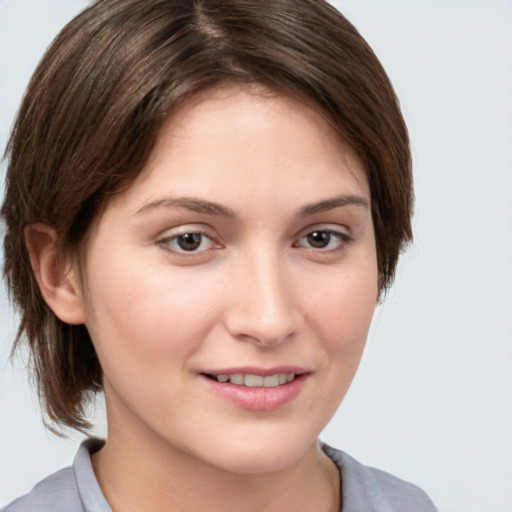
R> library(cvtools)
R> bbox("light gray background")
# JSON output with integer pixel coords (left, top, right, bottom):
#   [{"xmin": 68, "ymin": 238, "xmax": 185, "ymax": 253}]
[{"xmin": 1, "ymin": 1, "xmax": 511, "ymax": 511}]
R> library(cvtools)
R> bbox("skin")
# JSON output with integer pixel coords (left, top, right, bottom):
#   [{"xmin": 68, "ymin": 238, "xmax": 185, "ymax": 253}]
[{"xmin": 34, "ymin": 85, "xmax": 378, "ymax": 511}]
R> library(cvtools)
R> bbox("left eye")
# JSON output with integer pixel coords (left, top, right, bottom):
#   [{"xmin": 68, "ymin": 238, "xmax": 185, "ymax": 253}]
[
  {"xmin": 295, "ymin": 230, "xmax": 349, "ymax": 250},
  {"xmin": 161, "ymin": 232, "xmax": 215, "ymax": 253}
]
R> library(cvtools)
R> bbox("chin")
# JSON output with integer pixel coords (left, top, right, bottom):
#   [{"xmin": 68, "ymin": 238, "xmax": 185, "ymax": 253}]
[{"xmin": 198, "ymin": 429, "xmax": 318, "ymax": 475}]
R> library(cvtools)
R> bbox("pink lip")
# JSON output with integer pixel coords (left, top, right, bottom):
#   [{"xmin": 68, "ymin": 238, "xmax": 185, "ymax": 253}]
[
  {"xmin": 199, "ymin": 367, "xmax": 310, "ymax": 411},
  {"xmin": 201, "ymin": 365, "xmax": 308, "ymax": 376}
]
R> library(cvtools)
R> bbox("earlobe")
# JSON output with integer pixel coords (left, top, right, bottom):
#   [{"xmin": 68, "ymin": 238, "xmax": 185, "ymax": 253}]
[{"xmin": 24, "ymin": 223, "xmax": 86, "ymax": 325}]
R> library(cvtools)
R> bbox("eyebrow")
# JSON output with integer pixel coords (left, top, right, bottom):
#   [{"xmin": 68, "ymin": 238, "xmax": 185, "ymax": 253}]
[
  {"xmin": 298, "ymin": 194, "xmax": 369, "ymax": 216},
  {"xmin": 136, "ymin": 193, "xmax": 368, "ymax": 218},
  {"xmin": 136, "ymin": 197, "xmax": 236, "ymax": 218}
]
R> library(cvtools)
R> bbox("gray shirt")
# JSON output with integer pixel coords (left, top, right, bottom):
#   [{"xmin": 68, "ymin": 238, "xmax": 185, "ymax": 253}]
[{"xmin": 4, "ymin": 439, "xmax": 437, "ymax": 511}]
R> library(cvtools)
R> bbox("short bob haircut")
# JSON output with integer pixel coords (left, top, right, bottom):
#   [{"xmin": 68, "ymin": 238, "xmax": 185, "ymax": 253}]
[{"xmin": 2, "ymin": 0, "xmax": 412, "ymax": 433}]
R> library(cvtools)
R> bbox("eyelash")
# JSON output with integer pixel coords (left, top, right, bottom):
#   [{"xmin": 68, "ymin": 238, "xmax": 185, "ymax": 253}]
[{"xmin": 157, "ymin": 227, "xmax": 352, "ymax": 256}]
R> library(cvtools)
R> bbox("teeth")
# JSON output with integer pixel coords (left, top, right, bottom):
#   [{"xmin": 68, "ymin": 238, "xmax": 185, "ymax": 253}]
[
  {"xmin": 263, "ymin": 375, "xmax": 280, "ymax": 387},
  {"xmin": 245, "ymin": 374, "xmax": 264, "ymax": 387},
  {"xmin": 230, "ymin": 373, "xmax": 245, "ymax": 385},
  {"xmin": 212, "ymin": 373, "xmax": 297, "ymax": 387}
]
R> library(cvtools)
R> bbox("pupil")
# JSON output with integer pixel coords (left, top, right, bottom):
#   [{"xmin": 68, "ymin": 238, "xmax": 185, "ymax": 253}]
[
  {"xmin": 177, "ymin": 233, "xmax": 201, "ymax": 251},
  {"xmin": 307, "ymin": 231, "xmax": 330, "ymax": 248}
]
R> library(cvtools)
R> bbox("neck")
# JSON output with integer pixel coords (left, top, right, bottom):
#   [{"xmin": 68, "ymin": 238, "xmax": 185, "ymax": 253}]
[{"xmin": 92, "ymin": 428, "xmax": 340, "ymax": 512}]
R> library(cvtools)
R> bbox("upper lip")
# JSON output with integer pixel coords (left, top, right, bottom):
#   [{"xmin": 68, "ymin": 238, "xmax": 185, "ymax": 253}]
[{"xmin": 199, "ymin": 366, "xmax": 310, "ymax": 376}]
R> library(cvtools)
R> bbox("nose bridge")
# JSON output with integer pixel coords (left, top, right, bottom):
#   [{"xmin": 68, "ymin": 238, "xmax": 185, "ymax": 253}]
[{"xmin": 226, "ymin": 242, "xmax": 299, "ymax": 345}]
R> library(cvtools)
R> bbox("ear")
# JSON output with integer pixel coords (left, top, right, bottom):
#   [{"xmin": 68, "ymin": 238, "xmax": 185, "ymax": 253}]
[{"xmin": 24, "ymin": 223, "xmax": 86, "ymax": 325}]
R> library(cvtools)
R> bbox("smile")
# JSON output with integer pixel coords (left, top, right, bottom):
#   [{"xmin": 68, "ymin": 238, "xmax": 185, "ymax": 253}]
[
  {"xmin": 201, "ymin": 370, "xmax": 309, "ymax": 411},
  {"xmin": 205, "ymin": 373, "xmax": 297, "ymax": 387}
]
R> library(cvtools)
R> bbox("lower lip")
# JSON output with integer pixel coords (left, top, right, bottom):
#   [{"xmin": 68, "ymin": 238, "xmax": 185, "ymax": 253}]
[{"xmin": 201, "ymin": 374, "xmax": 309, "ymax": 411}]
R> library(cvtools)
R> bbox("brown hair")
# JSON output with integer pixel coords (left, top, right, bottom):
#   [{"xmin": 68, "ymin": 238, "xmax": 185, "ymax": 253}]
[{"xmin": 2, "ymin": 0, "xmax": 412, "ymax": 432}]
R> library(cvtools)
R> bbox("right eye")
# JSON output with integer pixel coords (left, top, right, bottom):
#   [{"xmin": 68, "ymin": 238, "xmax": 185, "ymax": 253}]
[{"xmin": 159, "ymin": 231, "xmax": 217, "ymax": 254}]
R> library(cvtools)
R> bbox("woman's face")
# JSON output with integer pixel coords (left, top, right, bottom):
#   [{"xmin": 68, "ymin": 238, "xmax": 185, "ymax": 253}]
[{"xmin": 81, "ymin": 85, "xmax": 378, "ymax": 474}]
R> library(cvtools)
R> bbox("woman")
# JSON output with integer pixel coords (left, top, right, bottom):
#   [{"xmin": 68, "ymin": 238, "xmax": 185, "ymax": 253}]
[{"xmin": 2, "ymin": 0, "xmax": 437, "ymax": 510}]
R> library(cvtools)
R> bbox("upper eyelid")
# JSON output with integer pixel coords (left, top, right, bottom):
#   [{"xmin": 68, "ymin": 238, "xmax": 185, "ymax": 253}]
[
  {"xmin": 295, "ymin": 230, "xmax": 350, "ymax": 242},
  {"xmin": 154, "ymin": 222, "xmax": 352, "ymax": 244},
  {"xmin": 295, "ymin": 223, "xmax": 351, "ymax": 239},
  {"xmin": 157, "ymin": 223, "xmax": 217, "ymax": 238}
]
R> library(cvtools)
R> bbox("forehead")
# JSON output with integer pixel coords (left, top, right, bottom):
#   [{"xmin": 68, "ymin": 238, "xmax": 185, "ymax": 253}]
[
  {"xmin": 163, "ymin": 84, "xmax": 356, "ymax": 163},
  {"xmin": 105, "ymin": 84, "xmax": 369, "ymax": 216}
]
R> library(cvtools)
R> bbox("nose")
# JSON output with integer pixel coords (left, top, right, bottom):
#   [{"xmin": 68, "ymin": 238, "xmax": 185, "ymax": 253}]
[{"xmin": 223, "ymin": 248, "xmax": 302, "ymax": 346}]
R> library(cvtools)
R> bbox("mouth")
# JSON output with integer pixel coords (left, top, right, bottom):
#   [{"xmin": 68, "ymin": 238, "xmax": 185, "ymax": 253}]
[
  {"xmin": 202, "ymin": 372, "xmax": 298, "ymax": 387},
  {"xmin": 199, "ymin": 367, "xmax": 310, "ymax": 410}
]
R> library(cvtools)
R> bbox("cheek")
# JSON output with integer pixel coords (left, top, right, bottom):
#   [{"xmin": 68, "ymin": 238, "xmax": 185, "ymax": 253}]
[
  {"xmin": 306, "ymin": 265, "xmax": 378, "ymax": 350},
  {"xmin": 304, "ymin": 268, "xmax": 376, "ymax": 413},
  {"xmin": 82, "ymin": 263, "xmax": 224, "ymax": 423},
  {"xmin": 82, "ymin": 252, "xmax": 222, "ymax": 380},
  {"xmin": 291, "ymin": 264, "xmax": 378, "ymax": 436}
]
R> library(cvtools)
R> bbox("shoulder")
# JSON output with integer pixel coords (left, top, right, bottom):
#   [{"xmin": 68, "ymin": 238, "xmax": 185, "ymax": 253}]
[
  {"xmin": 3, "ymin": 467, "xmax": 83, "ymax": 512},
  {"xmin": 3, "ymin": 439, "xmax": 108, "ymax": 512},
  {"xmin": 323, "ymin": 444, "xmax": 438, "ymax": 512}
]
